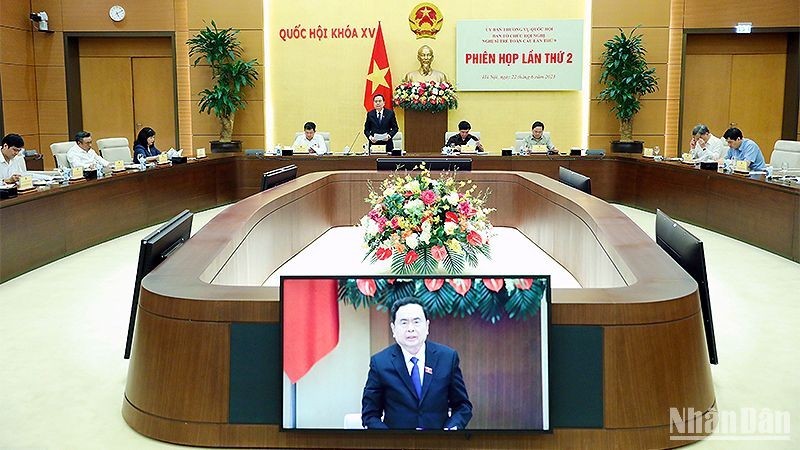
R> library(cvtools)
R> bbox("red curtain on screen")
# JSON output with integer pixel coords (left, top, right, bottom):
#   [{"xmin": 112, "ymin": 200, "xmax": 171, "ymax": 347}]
[{"xmin": 283, "ymin": 278, "xmax": 339, "ymax": 383}]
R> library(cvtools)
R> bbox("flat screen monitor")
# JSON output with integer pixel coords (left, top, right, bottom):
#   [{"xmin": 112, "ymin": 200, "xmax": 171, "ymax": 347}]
[
  {"xmin": 655, "ymin": 209, "xmax": 718, "ymax": 364},
  {"xmin": 558, "ymin": 166, "xmax": 591, "ymax": 194},
  {"xmin": 280, "ymin": 275, "xmax": 551, "ymax": 432},
  {"xmin": 124, "ymin": 210, "xmax": 193, "ymax": 359},
  {"xmin": 261, "ymin": 165, "xmax": 298, "ymax": 191},
  {"xmin": 377, "ymin": 158, "xmax": 472, "ymax": 172}
]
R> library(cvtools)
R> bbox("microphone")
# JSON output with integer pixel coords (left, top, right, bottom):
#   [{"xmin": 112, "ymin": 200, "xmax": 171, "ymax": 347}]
[{"xmin": 346, "ymin": 129, "xmax": 364, "ymax": 155}]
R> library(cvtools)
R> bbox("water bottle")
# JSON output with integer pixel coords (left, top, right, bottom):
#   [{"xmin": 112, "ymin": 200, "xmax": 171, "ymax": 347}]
[{"xmin": 138, "ymin": 154, "xmax": 147, "ymax": 171}]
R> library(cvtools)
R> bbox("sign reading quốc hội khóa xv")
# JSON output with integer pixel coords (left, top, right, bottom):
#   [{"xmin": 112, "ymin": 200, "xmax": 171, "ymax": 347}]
[{"xmin": 456, "ymin": 20, "xmax": 584, "ymax": 91}]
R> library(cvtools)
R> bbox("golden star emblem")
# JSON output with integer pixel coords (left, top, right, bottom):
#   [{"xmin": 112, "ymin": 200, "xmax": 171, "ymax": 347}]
[{"xmin": 366, "ymin": 63, "xmax": 390, "ymax": 93}]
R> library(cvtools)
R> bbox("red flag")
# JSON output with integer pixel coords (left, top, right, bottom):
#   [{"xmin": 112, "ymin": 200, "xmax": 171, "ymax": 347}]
[
  {"xmin": 364, "ymin": 22, "xmax": 393, "ymax": 111},
  {"xmin": 283, "ymin": 278, "xmax": 339, "ymax": 383}
]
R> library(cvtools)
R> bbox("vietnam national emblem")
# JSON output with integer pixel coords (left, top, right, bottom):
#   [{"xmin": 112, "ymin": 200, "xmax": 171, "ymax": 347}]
[{"xmin": 408, "ymin": 3, "xmax": 443, "ymax": 39}]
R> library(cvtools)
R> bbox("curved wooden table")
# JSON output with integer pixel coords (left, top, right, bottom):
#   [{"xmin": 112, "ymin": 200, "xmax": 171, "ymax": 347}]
[{"xmin": 124, "ymin": 171, "xmax": 715, "ymax": 449}]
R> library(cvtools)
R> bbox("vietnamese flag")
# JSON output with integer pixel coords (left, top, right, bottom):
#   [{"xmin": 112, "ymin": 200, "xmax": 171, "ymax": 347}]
[
  {"xmin": 364, "ymin": 22, "xmax": 393, "ymax": 111},
  {"xmin": 283, "ymin": 278, "xmax": 339, "ymax": 383}
]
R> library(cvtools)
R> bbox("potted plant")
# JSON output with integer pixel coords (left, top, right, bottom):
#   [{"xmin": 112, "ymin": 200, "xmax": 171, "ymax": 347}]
[
  {"xmin": 598, "ymin": 27, "xmax": 658, "ymax": 153},
  {"xmin": 188, "ymin": 21, "xmax": 259, "ymax": 153}
]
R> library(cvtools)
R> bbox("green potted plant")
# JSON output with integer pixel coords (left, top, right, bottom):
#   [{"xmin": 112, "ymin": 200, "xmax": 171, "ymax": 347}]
[
  {"xmin": 188, "ymin": 21, "xmax": 259, "ymax": 153},
  {"xmin": 598, "ymin": 27, "xmax": 658, "ymax": 153}
]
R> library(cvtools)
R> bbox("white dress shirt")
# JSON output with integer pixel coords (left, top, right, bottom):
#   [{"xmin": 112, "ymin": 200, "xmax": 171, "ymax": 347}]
[
  {"xmin": 690, "ymin": 133, "xmax": 725, "ymax": 162},
  {"xmin": 66, "ymin": 144, "xmax": 110, "ymax": 168},
  {"xmin": 292, "ymin": 133, "xmax": 327, "ymax": 155},
  {"xmin": 1, "ymin": 153, "xmax": 28, "ymax": 182},
  {"xmin": 400, "ymin": 343, "xmax": 426, "ymax": 388}
]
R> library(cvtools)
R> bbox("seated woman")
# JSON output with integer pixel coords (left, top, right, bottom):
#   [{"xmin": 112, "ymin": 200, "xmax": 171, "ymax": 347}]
[{"xmin": 133, "ymin": 127, "xmax": 161, "ymax": 163}]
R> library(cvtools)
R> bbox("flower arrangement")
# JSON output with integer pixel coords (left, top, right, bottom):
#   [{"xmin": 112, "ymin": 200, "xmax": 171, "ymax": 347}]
[
  {"xmin": 392, "ymin": 81, "xmax": 458, "ymax": 113},
  {"xmin": 338, "ymin": 277, "xmax": 546, "ymax": 323},
  {"xmin": 360, "ymin": 163, "xmax": 493, "ymax": 274}
]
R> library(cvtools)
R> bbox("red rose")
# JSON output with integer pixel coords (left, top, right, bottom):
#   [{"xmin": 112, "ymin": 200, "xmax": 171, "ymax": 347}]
[
  {"xmin": 356, "ymin": 278, "xmax": 377, "ymax": 297},
  {"xmin": 376, "ymin": 247, "xmax": 392, "ymax": 260},
  {"xmin": 420, "ymin": 190, "xmax": 436, "ymax": 205},
  {"xmin": 430, "ymin": 245, "xmax": 447, "ymax": 261},
  {"xmin": 467, "ymin": 231, "xmax": 482, "ymax": 246},
  {"xmin": 404, "ymin": 250, "xmax": 419, "ymax": 265},
  {"xmin": 514, "ymin": 278, "xmax": 534, "ymax": 290},
  {"xmin": 447, "ymin": 278, "xmax": 472, "ymax": 296},
  {"xmin": 445, "ymin": 211, "xmax": 459, "ymax": 223},
  {"xmin": 424, "ymin": 278, "xmax": 444, "ymax": 292},
  {"xmin": 483, "ymin": 278, "xmax": 504, "ymax": 292}
]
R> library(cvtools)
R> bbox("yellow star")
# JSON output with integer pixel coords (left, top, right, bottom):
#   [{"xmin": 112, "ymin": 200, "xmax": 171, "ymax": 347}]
[{"xmin": 366, "ymin": 62, "xmax": 390, "ymax": 94}]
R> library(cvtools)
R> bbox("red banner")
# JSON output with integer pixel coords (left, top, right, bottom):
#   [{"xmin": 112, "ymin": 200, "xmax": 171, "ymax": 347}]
[{"xmin": 363, "ymin": 22, "xmax": 393, "ymax": 111}]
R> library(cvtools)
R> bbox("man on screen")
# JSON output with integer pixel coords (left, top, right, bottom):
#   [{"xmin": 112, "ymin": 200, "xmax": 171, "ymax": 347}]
[
  {"xmin": 363, "ymin": 93, "xmax": 398, "ymax": 152},
  {"xmin": 361, "ymin": 297, "xmax": 472, "ymax": 430}
]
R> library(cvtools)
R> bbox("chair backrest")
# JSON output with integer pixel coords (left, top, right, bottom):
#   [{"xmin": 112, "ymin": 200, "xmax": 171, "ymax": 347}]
[
  {"xmin": 50, "ymin": 141, "xmax": 73, "ymax": 168},
  {"xmin": 515, "ymin": 131, "xmax": 550, "ymax": 150},
  {"xmin": 97, "ymin": 137, "xmax": 133, "ymax": 163},
  {"xmin": 769, "ymin": 140, "xmax": 800, "ymax": 168},
  {"xmin": 392, "ymin": 131, "xmax": 403, "ymax": 150},
  {"xmin": 294, "ymin": 132, "xmax": 331, "ymax": 153},
  {"xmin": 444, "ymin": 131, "xmax": 481, "ymax": 144}
]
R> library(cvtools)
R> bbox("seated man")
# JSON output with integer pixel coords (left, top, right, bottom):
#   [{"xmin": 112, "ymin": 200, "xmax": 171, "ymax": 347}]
[
  {"xmin": 688, "ymin": 124, "xmax": 725, "ymax": 162},
  {"xmin": 446, "ymin": 121, "xmax": 484, "ymax": 152},
  {"xmin": 67, "ymin": 131, "xmax": 111, "ymax": 170},
  {"xmin": 723, "ymin": 127, "xmax": 766, "ymax": 171},
  {"xmin": 291, "ymin": 122, "xmax": 327, "ymax": 155},
  {"xmin": 1, "ymin": 133, "xmax": 51, "ymax": 184},
  {"xmin": 522, "ymin": 121, "xmax": 557, "ymax": 153}
]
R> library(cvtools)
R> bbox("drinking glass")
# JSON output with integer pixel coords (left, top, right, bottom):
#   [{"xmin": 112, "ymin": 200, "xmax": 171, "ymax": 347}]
[
  {"xmin": 781, "ymin": 161, "xmax": 789, "ymax": 180},
  {"xmin": 653, "ymin": 146, "xmax": 661, "ymax": 158}
]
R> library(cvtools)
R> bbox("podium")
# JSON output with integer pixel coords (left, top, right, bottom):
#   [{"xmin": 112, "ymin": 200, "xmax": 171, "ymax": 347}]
[{"xmin": 403, "ymin": 109, "xmax": 447, "ymax": 154}]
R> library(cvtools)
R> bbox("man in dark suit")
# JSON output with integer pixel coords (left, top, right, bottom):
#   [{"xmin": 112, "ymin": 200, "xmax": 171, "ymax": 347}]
[
  {"xmin": 363, "ymin": 93, "xmax": 399, "ymax": 152},
  {"xmin": 361, "ymin": 297, "xmax": 472, "ymax": 430}
]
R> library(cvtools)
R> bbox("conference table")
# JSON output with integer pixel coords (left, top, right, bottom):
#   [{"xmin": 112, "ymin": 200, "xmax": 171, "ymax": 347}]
[
  {"xmin": 2, "ymin": 152, "xmax": 797, "ymax": 448},
  {"xmin": 1, "ymin": 152, "xmax": 798, "ymax": 283}
]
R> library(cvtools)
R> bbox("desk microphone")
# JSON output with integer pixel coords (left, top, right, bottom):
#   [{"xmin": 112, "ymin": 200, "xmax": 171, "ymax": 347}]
[{"xmin": 347, "ymin": 129, "xmax": 363, "ymax": 155}]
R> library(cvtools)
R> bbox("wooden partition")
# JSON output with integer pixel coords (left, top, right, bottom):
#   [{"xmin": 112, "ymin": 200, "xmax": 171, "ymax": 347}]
[{"xmin": 123, "ymin": 170, "xmax": 715, "ymax": 448}]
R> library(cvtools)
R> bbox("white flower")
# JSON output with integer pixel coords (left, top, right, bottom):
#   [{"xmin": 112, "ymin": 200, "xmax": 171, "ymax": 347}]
[
  {"xmin": 404, "ymin": 180, "xmax": 421, "ymax": 194},
  {"xmin": 383, "ymin": 186, "xmax": 396, "ymax": 197},
  {"xmin": 405, "ymin": 233, "xmax": 419, "ymax": 249},
  {"xmin": 421, "ymin": 220, "xmax": 432, "ymax": 232},
  {"xmin": 446, "ymin": 192, "xmax": 459, "ymax": 205},
  {"xmin": 444, "ymin": 221, "xmax": 458, "ymax": 235},
  {"xmin": 420, "ymin": 229, "xmax": 431, "ymax": 244},
  {"xmin": 403, "ymin": 199, "xmax": 425, "ymax": 215}
]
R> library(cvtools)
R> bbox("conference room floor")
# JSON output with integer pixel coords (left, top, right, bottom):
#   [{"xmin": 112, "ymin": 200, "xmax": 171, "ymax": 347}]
[{"xmin": 1, "ymin": 205, "xmax": 798, "ymax": 449}]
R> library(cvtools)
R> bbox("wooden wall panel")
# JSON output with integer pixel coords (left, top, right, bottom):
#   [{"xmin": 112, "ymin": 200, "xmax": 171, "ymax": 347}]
[
  {"xmin": 132, "ymin": 57, "xmax": 176, "ymax": 148},
  {"xmin": 187, "ymin": 0, "xmax": 263, "ymax": 30},
  {"xmin": 37, "ymin": 100, "xmax": 68, "ymax": 134},
  {"xmin": 684, "ymin": 0, "xmax": 800, "ymax": 29},
  {"xmin": 681, "ymin": 54, "xmax": 732, "ymax": 144},
  {"xmin": 0, "ymin": 63, "xmax": 37, "ymax": 101},
  {"xmin": 35, "ymin": 65, "xmax": 67, "ymax": 100},
  {"xmin": 60, "ymin": 0, "xmax": 175, "ymax": 32},
  {"xmin": 729, "ymin": 53, "xmax": 786, "ymax": 149},
  {"xmin": 78, "ymin": 37, "xmax": 172, "ymax": 57},
  {"xmin": 32, "ymin": 31, "xmax": 64, "ymax": 66},
  {"xmin": 20, "ymin": 134, "xmax": 40, "ymax": 154},
  {"xmin": 590, "ymin": 99, "xmax": 667, "ymax": 135},
  {"xmin": 3, "ymin": 101, "xmax": 40, "ymax": 136},
  {"xmin": 0, "ymin": 27, "xmax": 35, "ymax": 65},
  {"xmin": 593, "ymin": 0, "xmax": 671, "ymax": 27},
  {"xmin": 0, "ymin": 0, "xmax": 31, "ymax": 29},
  {"xmin": 79, "ymin": 56, "xmax": 134, "ymax": 140},
  {"xmin": 686, "ymin": 33, "xmax": 788, "ymax": 55}
]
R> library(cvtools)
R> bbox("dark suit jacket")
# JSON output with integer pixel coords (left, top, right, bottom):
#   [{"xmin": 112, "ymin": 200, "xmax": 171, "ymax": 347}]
[
  {"xmin": 363, "ymin": 108, "xmax": 399, "ymax": 151},
  {"xmin": 361, "ymin": 341, "xmax": 472, "ymax": 430}
]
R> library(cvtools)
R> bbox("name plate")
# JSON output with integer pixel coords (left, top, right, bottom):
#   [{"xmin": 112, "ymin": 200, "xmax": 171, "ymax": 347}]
[
  {"xmin": 70, "ymin": 166, "xmax": 84, "ymax": 179},
  {"xmin": 114, "ymin": 160, "xmax": 125, "ymax": 171},
  {"xmin": 18, "ymin": 175, "xmax": 33, "ymax": 190},
  {"xmin": 530, "ymin": 144, "xmax": 548, "ymax": 154},
  {"xmin": 372, "ymin": 144, "xmax": 386, "ymax": 153},
  {"xmin": 296, "ymin": 144, "xmax": 309, "ymax": 153},
  {"xmin": 157, "ymin": 153, "xmax": 169, "ymax": 164},
  {"xmin": 195, "ymin": 147, "xmax": 207, "ymax": 158},
  {"xmin": 734, "ymin": 160, "xmax": 750, "ymax": 172},
  {"xmin": 643, "ymin": 147, "xmax": 654, "ymax": 157}
]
